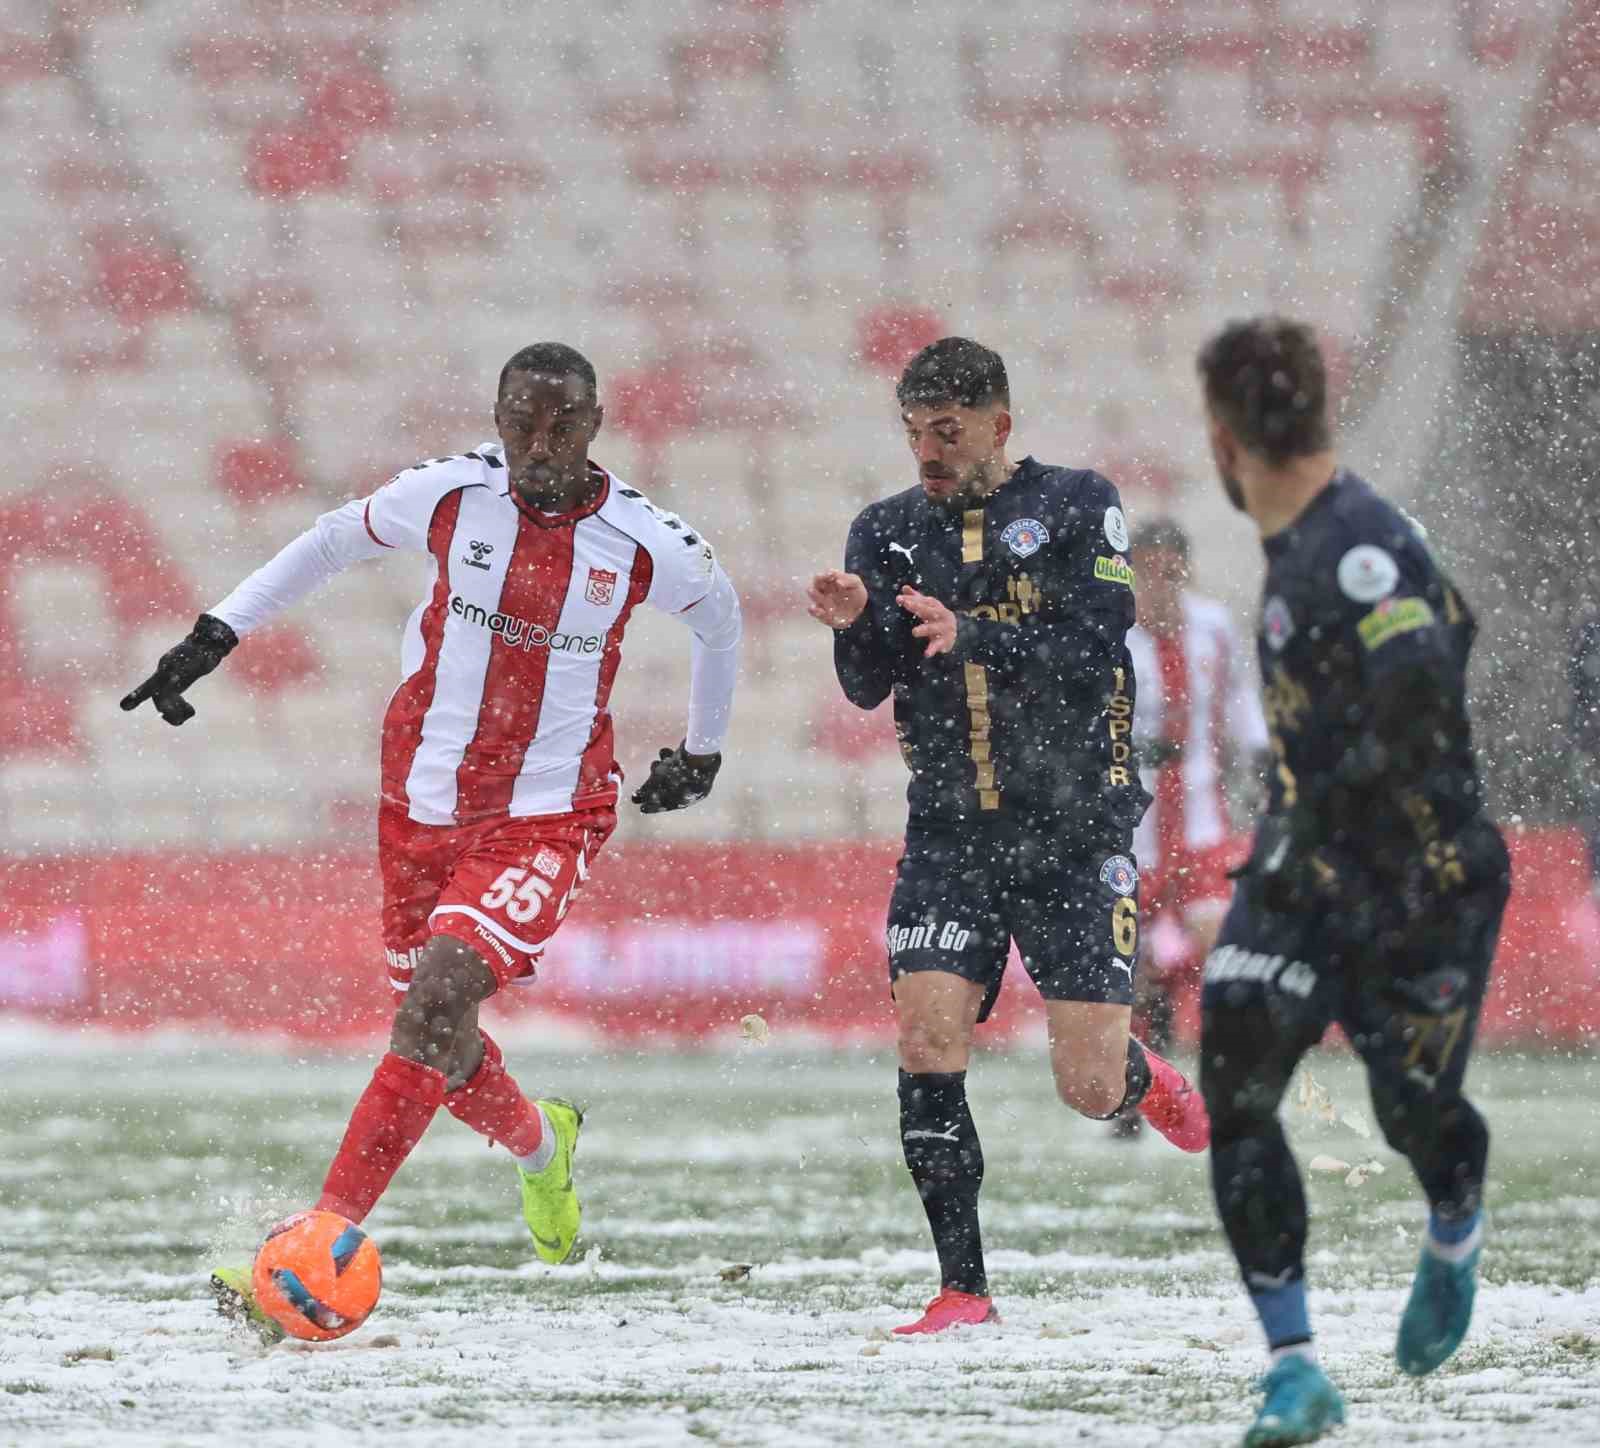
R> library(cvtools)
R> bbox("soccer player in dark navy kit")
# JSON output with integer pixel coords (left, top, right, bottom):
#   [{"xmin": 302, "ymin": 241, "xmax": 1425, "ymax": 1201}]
[
  {"xmin": 807, "ymin": 337, "xmax": 1211, "ymax": 1336},
  {"xmin": 1194, "ymin": 318, "xmax": 1511, "ymax": 1446}
]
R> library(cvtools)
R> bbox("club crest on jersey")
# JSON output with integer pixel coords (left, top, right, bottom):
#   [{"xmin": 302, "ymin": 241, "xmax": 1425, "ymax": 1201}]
[
  {"xmin": 1099, "ymin": 854, "xmax": 1138, "ymax": 897},
  {"xmin": 1263, "ymin": 595, "xmax": 1295, "ymax": 652},
  {"xmin": 1337, "ymin": 545, "xmax": 1399, "ymax": 603},
  {"xmin": 585, "ymin": 567, "xmax": 618, "ymax": 607},
  {"xmin": 1001, "ymin": 518, "xmax": 1049, "ymax": 558}
]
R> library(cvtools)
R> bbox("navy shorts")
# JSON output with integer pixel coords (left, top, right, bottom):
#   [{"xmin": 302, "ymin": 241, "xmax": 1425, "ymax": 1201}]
[
  {"xmin": 887, "ymin": 822, "xmax": 1140, "ymax": 1021},
  {"xmin": 1200, "ymin": 824, "xmax": 1510, "ymax": 1111}
]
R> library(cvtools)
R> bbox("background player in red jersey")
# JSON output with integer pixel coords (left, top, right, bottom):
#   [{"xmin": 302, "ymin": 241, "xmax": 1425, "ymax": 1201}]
[
  {"xmin": 1111, "ymin": 518, "xmax": 1268, "ymax": 1138},
  {"xmin": 122, "ymin": 343, "xmax": 741, "ymax": 1305}
]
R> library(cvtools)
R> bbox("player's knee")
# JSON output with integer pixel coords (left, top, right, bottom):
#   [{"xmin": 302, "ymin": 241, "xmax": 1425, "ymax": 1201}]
[
  {"xmin": 405, "ymin": 939, "xmax": 492, "ymax": 1024},
  {"xmin": 897, "ymin": 1015, "xmax": 970, "ymax": 1072},
  {"xmin": 1052, "ymin": 1063, "xmax": 1126, "ymax": 1118}
]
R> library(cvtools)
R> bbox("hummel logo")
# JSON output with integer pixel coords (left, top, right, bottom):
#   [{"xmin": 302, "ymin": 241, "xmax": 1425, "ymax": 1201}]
[
  {"xmin": 464, "ymin": 539, "xmax": 494, "ymax": 570},
  {"xmin": 888, "ymin": 541, "xmax": 918, "ymax": 565}
]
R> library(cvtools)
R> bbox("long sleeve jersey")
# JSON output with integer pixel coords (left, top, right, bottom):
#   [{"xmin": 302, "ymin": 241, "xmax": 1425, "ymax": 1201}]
[
  {"xmin": 210, "ymin": 444, "xmax": 741, "ymax": 826},
  {"xmin": 832, "ymin": 456, "xmax": 1150, "ymax": 842},
  {"xmin": 1251, "ymin": 468, "xmax": 1500, "ymax": 897}
]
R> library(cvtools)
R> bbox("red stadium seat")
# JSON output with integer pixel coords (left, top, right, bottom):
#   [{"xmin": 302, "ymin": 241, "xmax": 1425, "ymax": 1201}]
[
  {"xmin": 226, "ymin": 621, "xmax": 320, "ymax": 694},
  {"xmin": 609, "ymin": 366, "xmax": 702, "ymax": 447},
  {"xmin": 247, "ymin": 122, "xmax": 350, "ymax": 198},
  {"xmin": 215, "ymin": 438, "xmax": 308, "ymax": 506},
  {"xmin": 302, "ymin": 64, "xmax": 393, "ymax": 139},
  {"xmin": 855, "ymin": 304, "xmax": 945, "ymax": 376},
  {"xmin": 668, "ymin": 29, "xmax": 784, "ymax": 85},
  {"xmin": 0, "ymin": 32, "xmax": 65, "ymax": 84},
  {"xmin": 91, "ymin": 234, "xmax": 195, "ymax": 326}
]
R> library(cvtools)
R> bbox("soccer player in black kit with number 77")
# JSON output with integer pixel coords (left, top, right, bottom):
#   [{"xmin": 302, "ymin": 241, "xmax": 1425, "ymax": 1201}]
[
  {"xmin": 1194, "ymin": 318, "xmax": 1511, "ymax": 1446},
  {"xmin": 807, "ymin": 338, "xmax": 1211, "ymax": 1336}
]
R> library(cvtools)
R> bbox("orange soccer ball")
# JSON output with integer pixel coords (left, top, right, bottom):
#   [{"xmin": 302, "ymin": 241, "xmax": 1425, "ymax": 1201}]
[{"xmin": 252, "ymin": 1210, "xmax": 382, "ymax": 1342}]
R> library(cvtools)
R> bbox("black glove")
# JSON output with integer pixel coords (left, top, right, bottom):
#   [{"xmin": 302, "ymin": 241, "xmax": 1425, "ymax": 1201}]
[
  {"xmin": 120, "ymin": 612, "xmax": 239, "ymax": 726},
  {"xmin": 631, "ymin": 743, "xmax": 721, "ymax": 814}
]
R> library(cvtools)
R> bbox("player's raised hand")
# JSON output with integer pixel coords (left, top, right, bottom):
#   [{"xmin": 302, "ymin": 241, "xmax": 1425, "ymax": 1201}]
[
  {"xmin": 897, "ymin": 586, "xmax": 957, "ymax": 657},
  {"xmin": 806, "ymin": 570, "xmax": 868, "ymax": 629},
  {"xmin": 631, "ymin": 742, "xmax": 722, "ymax": 813},
  {"xmin": 120, "ymin": 613, "xmax": 239, "ymax": 726}
]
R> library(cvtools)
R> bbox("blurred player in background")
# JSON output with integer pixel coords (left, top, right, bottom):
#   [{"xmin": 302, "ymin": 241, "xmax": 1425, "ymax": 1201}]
[
  {"xmin": 1195, "ymin": 317, "xmax": 1509, "ymax": 1445},
  {"xmin": 1567, "ymin": 608, "xmax": 1600, "ymax": 891},
  {"xmin": 1110, "ymin": 517, "xmax": 1268, "ymax": 1139},
  {"xmin": 123, "ymin": 343, "xmax": 741, "ymax": 1326},
  {"xmin": 807, "ymin": 337, "xmax": 1210, "ymax": 1337}
]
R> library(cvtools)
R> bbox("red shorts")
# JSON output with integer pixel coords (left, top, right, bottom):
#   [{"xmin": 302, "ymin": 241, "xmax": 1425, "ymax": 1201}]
[{"xmin": 378, "ymin": 802, "xmax": 616, "ymax": 999}]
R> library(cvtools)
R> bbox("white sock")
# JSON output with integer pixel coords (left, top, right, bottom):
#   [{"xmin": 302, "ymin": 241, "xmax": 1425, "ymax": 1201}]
[
  {"xmin": 515, "ymin": 1106, "xmax": 557, "ymax": 1173},
  {"xmin": 1270, "ymin": 1342, "xmax": 1317, "ymax": 1368},
  {"xmin": 1425, "ymin": 1218, "xmax": 1484, "ymax": 1264}
]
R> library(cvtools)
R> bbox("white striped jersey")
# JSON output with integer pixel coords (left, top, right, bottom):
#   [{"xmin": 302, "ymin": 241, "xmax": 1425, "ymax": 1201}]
[
  {"xmin": 210, "ymin": 443, "xmax": 740, "ymax": 826},
  {"xmin": 1128, "ymin": 591, "xmax": 1267, "ymax": 866}
]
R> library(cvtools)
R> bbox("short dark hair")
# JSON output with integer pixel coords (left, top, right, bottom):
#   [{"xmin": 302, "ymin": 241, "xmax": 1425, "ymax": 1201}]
[
  {"xmin": 1130, "ymin": 517, "xmax": 1190, "ymax": 559},
  {"xmin": 896, "ymin": 336, "xmax": 1010, "ymax": 411},
  {"xmin": 498, "ymin": 342, "xmax": 598, "ymax": 401},
  {"xmin": 1196, "ymin": 316, "xmax": 1330, "ymax": 465}
]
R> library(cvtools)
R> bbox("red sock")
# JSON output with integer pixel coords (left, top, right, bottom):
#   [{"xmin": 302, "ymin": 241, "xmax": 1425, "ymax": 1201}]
[
  {"xmin": 316, "ymin": 1052, "xmax": 447, "ymax": 1223},
  {"xmin": 443, "ymin": 1030, "xmax": 545, "ymax": 1157}
]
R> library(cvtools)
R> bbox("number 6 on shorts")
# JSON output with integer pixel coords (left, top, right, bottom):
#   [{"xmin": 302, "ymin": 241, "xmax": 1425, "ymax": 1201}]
[{"xmin": 1112, "ymin": 895, "xmax": 1139, "ymax": 957}]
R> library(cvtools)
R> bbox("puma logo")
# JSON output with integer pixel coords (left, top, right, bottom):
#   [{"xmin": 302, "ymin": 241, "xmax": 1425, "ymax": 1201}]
[
  {"xmin": 1111, "ymin": 959, "xmax": 1133, "ymax": 980},
  {"xmin": 903, "ymin": 1126, "xmax": 961, "ymax": 1143},
  {"xmin": 888, "ymin": 541, "xmax": 918, "ymax": 564}
]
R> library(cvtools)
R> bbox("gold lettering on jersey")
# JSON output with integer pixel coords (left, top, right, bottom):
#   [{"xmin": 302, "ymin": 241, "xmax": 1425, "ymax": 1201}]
[
  {"xmin": 962, "ymin": 509, "xmax": 984, "ymax": 564},
  {"xmin": 1262, "ymin": 665, "xmax": 1312, "ymax": 733},
  {"xmin": 1107, "ymin": 666, "xmax": 1133, "ymax": 788},
  {"xmin": 1268, "ymin": 731, "xmax": 1299, "ymax": 807},
  {"xmin": 1399, "ymin": 790, "xmax": 1468, "ymax": 892},
  {"xmin": 964, "ymin": 575, "xmax": 1042, "ymax": 627},
  {"xmin": 964, "ymin": 662, "xmax": 1000, "ymax": 810}
]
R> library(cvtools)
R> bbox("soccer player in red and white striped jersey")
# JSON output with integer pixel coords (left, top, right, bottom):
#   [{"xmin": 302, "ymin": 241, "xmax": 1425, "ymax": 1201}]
[
  {"xmin": 123, "ymin": 343, "xmax": 741, "ymax": 1283},
  {"xmin": 1113, "ymin": 518, "xmax": 1265, "ymax": 1135}
]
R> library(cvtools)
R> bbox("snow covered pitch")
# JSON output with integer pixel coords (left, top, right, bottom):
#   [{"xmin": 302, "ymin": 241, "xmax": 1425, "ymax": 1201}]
[{"xmin": 4, "ymin": 1031, "xmax": 1598, "ymax": 1446}]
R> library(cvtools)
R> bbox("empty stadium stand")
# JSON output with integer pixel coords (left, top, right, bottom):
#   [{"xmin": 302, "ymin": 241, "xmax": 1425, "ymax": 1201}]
[{"xmin": 0, "ymin": 0, "xmax": 1564, "ymax": 849}]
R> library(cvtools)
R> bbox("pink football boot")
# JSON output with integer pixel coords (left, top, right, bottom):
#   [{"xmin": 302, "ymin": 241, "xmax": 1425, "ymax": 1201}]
[
  {"xmin": 893, "ymin": 1287, "xmax": 1000, "ymax": 1335},
  {"xmin": 1138, "ymin": 1047, "xmax": 1211, "ymax": 1153}
]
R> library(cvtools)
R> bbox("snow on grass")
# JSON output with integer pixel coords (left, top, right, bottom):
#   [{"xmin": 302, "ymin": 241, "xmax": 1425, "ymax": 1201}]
[{"xmin": 3, "ymin": 1036, "xmax": 1598, "ymax": 1445}]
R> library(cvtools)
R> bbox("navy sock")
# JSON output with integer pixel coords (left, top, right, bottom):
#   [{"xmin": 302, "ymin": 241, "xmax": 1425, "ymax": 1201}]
[{"xmin": 899, "ymin": 1069, "xmax": 987, "ymax": 1296}]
